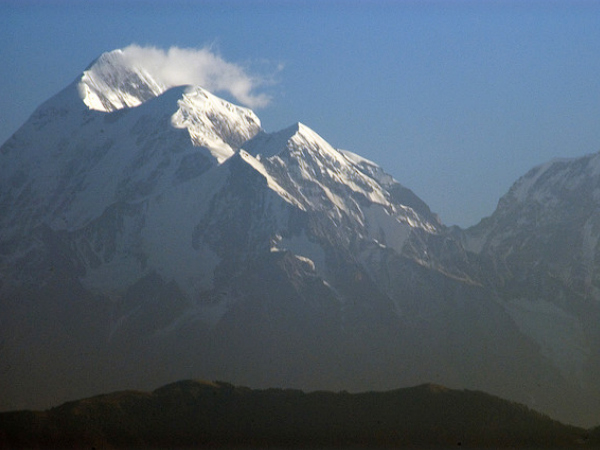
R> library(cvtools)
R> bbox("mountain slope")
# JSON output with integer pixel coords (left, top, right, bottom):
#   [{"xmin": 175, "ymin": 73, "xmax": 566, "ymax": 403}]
[
  {"xmin": 0, "ymin": 47, "xmax": 599, "ymax": 427},
  {"xmin": 79, "ymin": 48, "xmax": 167, "ymax": 112},
  {"xmin": 465, "ymin": 153, "xmax": 600, "ymax": 408},
  {"xmin": 0, "ymin": 380, "xmax": 590, "ymax": 449}
]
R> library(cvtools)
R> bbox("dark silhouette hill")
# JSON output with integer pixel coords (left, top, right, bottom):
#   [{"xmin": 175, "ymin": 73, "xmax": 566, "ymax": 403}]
[{"xmin": 0, "ymin": 380, "xmax": 594, "ymax": 449}]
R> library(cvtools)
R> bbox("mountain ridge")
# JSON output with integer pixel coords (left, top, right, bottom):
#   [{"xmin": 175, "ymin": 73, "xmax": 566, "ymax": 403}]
[
  {"xmin": 1, "ymin": 48, "xmax": 599, "ymax": 427},
  {"xmin": 0, "ymin": 379, "xmax": 593, "ymax": 449}
]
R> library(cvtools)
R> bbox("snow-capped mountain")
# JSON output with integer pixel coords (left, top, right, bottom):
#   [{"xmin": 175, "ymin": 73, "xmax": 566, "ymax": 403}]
[
  {"xmin": 0, "ymin": 48, "xmax": 598, "ymax": 427},
  {"xmin": 79, "ymin": 49, "xmax": 168, "ymax": 112},
  {"xmin": 0, "ymin": 49, "xmax": 447, "ymax": 300},
  {"xmin": 465, "ymin": 154, "xmax": 600, "ymax": 407}
]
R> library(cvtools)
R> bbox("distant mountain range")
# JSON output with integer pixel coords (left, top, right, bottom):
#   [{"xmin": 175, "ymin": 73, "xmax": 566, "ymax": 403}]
[
  {"xmin": 1, "ymin": 48, "xmax": 599, "ymax": 428},
  {"xmin": 0, "ymin": 380, "xmax": 594, "ymax": 449}
]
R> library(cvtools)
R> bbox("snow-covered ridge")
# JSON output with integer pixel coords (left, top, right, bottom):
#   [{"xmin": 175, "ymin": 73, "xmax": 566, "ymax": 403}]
[
  {"xmin": 172, "ymin": 86, "xmax": 261, "ymax": 162},
  {"xmin": 78, "ymin": 48, "xmax": 262, "ymax": 162},
  {"xmin": 241, "ymin": 121, "xmax": 441, "ymax": 239},
  {"xmin": 79, "ymin": 49, "xmax": 168, "ymax": 112},
  {"xmin": 244, "ymin": 122, "xmax": 390, "ymax": 209},
  {"xmin": 507, "ymin": 151, "xmax": 600, "ymax": 205},
  {"xmin": 340, "ymin": 149, "xmax": 396, "ymax": 187},
  {"xmin": 1, "ymin": 47, "xmax": 445, "ymax": 297}
]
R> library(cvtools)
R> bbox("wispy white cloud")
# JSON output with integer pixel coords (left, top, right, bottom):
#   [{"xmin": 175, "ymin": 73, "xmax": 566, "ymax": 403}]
[{"xmin": 121, "ymin": 44, "xmax": 273, "ymax": 108}]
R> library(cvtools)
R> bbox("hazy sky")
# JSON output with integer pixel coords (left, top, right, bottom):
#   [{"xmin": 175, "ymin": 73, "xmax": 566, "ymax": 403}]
[{"xmin": 2, "ymin": 0, "xmax": 600, "ymax": 227}]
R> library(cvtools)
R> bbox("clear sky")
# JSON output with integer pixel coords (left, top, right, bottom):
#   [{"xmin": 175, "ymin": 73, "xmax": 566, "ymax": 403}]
[{"xmin": 2, "ymin": 0, "xmax": 600, "ymax": 227}]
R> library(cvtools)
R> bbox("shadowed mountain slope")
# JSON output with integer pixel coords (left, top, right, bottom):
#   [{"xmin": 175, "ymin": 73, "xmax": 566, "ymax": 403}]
[{"xmin": 0, "ymin": 380, "xmax": 593, "ymax": 449}]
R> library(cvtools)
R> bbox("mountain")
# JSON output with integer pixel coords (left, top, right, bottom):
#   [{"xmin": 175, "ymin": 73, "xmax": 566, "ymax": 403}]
[
  {"xmin": 0, "ymin": 380, "xmax": 591, "ymax": 449},
  {"xmin": 464, "ymin": 154, "xmax": 600, "ymax": 420},
  {"xmin": 0, "ymin": 48, "xmax": 599, "ymax": 427}
]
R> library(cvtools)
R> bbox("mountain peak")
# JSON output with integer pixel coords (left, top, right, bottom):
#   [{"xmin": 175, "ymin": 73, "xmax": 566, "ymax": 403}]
[
  {"xmin": 242, "ymin": 121, "xmax": 349, "ymax": 169},
  {"xmin": 5, "ymin": 48, "xmax": 600, "ymax": 429},
  {"xmin": 504, "ymin": 151, "xmax": 600, "ymax": 206},
  {"xmin": 171, "ymin": 85, "xmax": 261, "ymax": 161},
  {"xmin": 76, "ymin": 48, "xmax": 262, "ymax": 162},
  {"xmin": 78, "ymin": 48, "xmax": 167, "ymax": 112}
]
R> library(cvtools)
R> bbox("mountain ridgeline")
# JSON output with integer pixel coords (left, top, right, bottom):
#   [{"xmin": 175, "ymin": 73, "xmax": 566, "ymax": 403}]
[
  {"xmin": 1, "ymin": 48, "xmax": 599, "ymax": 428},
  {"xmin": 0, "ymin": 380, "xmax": 593, "ymax": 449}
]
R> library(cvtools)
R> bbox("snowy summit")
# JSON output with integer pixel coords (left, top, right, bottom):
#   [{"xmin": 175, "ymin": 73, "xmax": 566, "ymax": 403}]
[{"xmin": 1, "ymin": 47, "xmax": 599, "ymax": 429}]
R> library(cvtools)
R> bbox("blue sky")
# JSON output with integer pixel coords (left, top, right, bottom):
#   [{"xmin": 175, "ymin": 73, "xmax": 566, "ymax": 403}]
[{"xmin": 2, "ymin": 0, "xmax": 600, "ymax": 227}]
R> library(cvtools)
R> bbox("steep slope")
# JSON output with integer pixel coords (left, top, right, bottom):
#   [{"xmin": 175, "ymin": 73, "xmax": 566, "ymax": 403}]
[
  {"xmin": 0, "ymin": 48, "xmax": 598, "ymax": 427},
  {"xmin": 78, "ymin": 48, "xmax": 168, "ymax": 112},
  {"xmin": 0, "ymin": 78, "xmax": 260, "ymax": 294},
  {"xmin": 466, "ymin": 156, "xmax": 600, "ymax": 373},
  {"xmin": 78, "ymin": 48, "xmax": 260, "ymax": 160},
  {"xmin": 467, "ymin": 152, "xmax": 600, "ymax": 294},
  {"xmin": 465, "ymin": 153, "xmax": 600, "ymax": 424},
  {"xmin": 0, "ymin": 49, "xmax": 469, "ymax": 413}
]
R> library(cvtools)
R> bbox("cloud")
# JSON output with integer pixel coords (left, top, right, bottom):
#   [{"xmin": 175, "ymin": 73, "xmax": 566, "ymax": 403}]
[{"xmin": 121, "ymin": 44, "xmax": 273, "ymax": 109}]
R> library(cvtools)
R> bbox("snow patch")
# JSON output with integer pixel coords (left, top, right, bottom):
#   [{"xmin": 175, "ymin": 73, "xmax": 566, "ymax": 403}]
[{"xmin": 294, "ymin": 254, "xmax": 316, "ymax": 271}]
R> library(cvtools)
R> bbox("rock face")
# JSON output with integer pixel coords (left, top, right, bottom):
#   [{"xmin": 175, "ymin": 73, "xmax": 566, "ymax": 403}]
[{"xmin": 0, "ymin": 48, "xmax": 599, "ymax": 427}]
